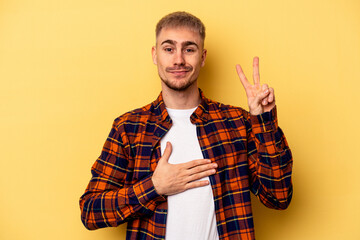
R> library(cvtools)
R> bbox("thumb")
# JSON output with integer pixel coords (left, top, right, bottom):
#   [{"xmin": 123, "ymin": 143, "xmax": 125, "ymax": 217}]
[
  {"xmin": 159, "ymin": 142, "xmax": 172, "ymax": 164},
  {"xmin": 255, "ymin": 87, "xmax": 270, "ymax": 104}
]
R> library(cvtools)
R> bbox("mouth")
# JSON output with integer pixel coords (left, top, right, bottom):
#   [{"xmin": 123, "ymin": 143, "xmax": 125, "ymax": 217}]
[
  {"xmin": 169, "ymin": 70, "xmax": 188, "ymax": 74},
  {"xmin": 166, "ymin": 67, "xmax": 192, "ymax": 77},
  {"xmin": 168, "ymin": 71, "xmax": 189, "ymax": 78}
]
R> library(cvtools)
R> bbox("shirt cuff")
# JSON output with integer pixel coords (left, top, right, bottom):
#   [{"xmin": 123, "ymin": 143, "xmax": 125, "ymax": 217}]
[
  {"xmin": 132, "ymin": 175, "xmax": 166, "ymax": 211},
  {"xmin": 249, "ymin": 106, "xmax": 278, "ymax": 134}
]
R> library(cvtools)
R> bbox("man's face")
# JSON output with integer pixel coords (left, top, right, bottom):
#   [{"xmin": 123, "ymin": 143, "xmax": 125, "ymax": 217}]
[{"xmin": 152, "ymin": 27, "xmax": 207, "ymax": 92}]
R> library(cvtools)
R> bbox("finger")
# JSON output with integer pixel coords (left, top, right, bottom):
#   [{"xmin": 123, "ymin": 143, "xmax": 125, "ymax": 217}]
[
  {"xmin": 183, "ymin": 158, "xmax": 212, "ymax": 169},
  {"xmin": 262, "ymin": 97, "xmax": 269, "ymax": 105},
  {"xmin": 261, "ymin": 84, "xmax": 269, "ymax": 92},
  {"xmin": 187, "ymin": 169, "xmax": 216, "ymax": 182},
  {"xmin": 187, "ymin": 162, "xmax": 217, "ymax": 175},
  {"xmin": 261, "ymin": 84, "xmax": 269, "ymax": 105},
  {"xmin": 159, "ymin": 141, "xmax": 172, "ymax": 164},
  {"xmin": 185, "ymin": 180, "xmax": 210, "ymax": 190},
  {"xmin": 253, "ymin": 56, "xmax": 260, "ymax": 85},
  {"xmin": 236, "ymin": 64, "xmax": 251, "ymax": 89},
  {"xmin": 267, "ymin": 87, "xmax": 275, "ymax": 103},
  {"xmin": 255, "ymin": 87, "xmax": 270, "ymax": 105}
]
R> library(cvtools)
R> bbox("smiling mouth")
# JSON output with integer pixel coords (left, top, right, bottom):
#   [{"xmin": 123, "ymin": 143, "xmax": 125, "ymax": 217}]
[
  {"xmin": 166, "ymin": 66, "xmax": 192, "ymax": 72},
  {"xmin": 169, "ymin": 70, "xmax": 188, "ymax": 73},
  {"xmin": 168, "ymin": 71, "xmax": 189, "ymax": 77}
]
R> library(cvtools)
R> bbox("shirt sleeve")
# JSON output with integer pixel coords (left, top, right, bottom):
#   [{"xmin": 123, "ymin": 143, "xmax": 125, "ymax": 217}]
[
  {"xmin": 246, "ymin": 106, "xmax": 293, "ymax": 210},
  {"xmin": 79, "ymin": 121, "xmax": 166, "ymax": 230}
]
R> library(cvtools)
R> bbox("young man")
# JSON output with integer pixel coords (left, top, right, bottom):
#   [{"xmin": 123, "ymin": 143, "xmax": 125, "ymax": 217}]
[{"xmin": 80, "ymin": 11, "xmax": 293, "ymax": 240}]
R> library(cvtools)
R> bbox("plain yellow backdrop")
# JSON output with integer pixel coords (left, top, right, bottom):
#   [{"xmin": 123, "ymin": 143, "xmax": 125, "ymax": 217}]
[{"xmin": 1, "ymin": 0, "xmax": 359, "ymax": 239}]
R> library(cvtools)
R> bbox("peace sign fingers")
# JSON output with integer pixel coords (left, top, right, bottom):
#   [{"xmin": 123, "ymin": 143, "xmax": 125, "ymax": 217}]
[
  {"xmin": 235, "ymin": 56, "xmax": 276, "ymax": 115},
  {"xmin": 236, "ymin": 64, "xmax": 252, "ymax": 94},
  {"xmin": 252, "ymin": 56, "xmax": 260, "ymax": 86}
]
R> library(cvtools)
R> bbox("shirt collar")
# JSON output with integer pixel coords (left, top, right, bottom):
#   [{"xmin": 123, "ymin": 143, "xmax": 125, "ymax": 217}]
[{"xmin": 152, "ymin": 88, "xmax": 210, "ymax": 124}]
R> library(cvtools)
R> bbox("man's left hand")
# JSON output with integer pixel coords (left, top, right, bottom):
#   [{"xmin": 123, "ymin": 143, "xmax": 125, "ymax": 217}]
[{"xmin": 236, "ymin": 57, "xmax": 275, "ymax": 115}]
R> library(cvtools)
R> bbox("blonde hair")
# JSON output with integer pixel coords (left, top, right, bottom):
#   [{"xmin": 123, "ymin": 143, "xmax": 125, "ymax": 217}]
[{"xmin": 156, "ymin": 11, "xmax": 206, "ymax": 41}]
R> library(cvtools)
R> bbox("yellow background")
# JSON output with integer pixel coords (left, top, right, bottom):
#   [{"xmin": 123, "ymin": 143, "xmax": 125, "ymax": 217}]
[{"xmin": 1, "ymin": 0, "xmax": 359, "ymax": 239}]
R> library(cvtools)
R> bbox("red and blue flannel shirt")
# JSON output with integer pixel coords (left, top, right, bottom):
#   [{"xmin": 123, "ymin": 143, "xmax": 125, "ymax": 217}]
[{"xmin": 79, "ymin": 89, "xmax": 293, "ymax": 239}]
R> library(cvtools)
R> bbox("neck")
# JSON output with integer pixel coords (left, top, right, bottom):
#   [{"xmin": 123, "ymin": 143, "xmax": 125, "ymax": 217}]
[{"xmin": 161, "ymin": 83, "xmax": 201, "ymax": 109}]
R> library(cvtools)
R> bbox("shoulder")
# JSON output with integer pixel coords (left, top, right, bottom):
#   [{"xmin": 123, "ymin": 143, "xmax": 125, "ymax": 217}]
[
  {"xmin": 206, "ymin": 98, "xmax": 249, "ymax": 119},
  {"xmin": 112, "ymin": 102, "xmax": 155, "ymax": 130}
]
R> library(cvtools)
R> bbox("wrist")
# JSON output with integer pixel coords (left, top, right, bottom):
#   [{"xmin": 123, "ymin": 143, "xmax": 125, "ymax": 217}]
[
  {"xmin": 249, "ymin": 107, "xmax": 263, "ymax": 116},
  {"xmin": 151, "ymin": 176, "xmax": 164, "ymax": 196}
]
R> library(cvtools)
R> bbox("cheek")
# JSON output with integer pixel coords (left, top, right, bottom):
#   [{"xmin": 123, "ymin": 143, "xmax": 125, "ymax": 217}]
[
  {"xmin": 159, "ymin": 62, "xmax": 167, "ymax": 72},
  {"xmin": 156, "ymin": 62, "xmax": 168, "ymax": 76},
  {"xmin": 157, "ymin": 56, "xmax": 169, "ymax": 68},
  {"xmin": 192, "ymin": 58, "xmax": 203, "ymax": 69}
]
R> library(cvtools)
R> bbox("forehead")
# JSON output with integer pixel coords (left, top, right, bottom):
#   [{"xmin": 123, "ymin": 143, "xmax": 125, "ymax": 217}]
[{"xmin": 156, "ymin": 27, "xmax": 203, "ymax": 46}]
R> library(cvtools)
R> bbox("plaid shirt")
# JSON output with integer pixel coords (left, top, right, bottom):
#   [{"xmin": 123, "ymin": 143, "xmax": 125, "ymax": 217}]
[{"xmin": 79, "ymin": 90, "xmax": 293, "ymax": 239}]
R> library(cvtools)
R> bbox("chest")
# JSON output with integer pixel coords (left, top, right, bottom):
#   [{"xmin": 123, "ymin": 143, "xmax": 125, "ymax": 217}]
[{"xmin": 125, "ymin": 117, "xmax": 249, "ymax": 186}]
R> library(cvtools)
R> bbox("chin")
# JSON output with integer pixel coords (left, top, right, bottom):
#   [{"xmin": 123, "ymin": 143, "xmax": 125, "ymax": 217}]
[{"xmin": 164, "ymin": 79, "xmax": 195, "ymax": 92}]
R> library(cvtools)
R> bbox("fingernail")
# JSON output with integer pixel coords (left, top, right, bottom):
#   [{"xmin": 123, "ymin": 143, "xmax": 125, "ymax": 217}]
[{"xmin": 213, "ymin": 163, "xmax": 218, "ymax": 168}]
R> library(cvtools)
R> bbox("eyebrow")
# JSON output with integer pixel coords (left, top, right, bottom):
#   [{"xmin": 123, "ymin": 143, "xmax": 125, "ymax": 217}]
[
  {"xmin": 161, "ymin": 39, "xmax": 176, "ymax": 46},
  {"xmin": 183, "ymin": 41, "xmax": 199, "ymax": 48},
  {"xmin": 160, "ymin": 40, "xmax": 199, "ymax": 49}
]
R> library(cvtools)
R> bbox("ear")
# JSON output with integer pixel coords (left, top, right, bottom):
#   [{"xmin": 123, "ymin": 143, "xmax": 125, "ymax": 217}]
[
  {"xmin": 151, "ymin": 46, "xmax": 157, "ymax": 65},
  {"xmin": 201, "ymin": 49, "xmax": 207, "ymax": 67}
]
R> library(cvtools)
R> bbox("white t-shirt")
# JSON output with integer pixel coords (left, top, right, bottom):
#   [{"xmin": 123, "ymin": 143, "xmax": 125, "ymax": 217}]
[{"xmin": 161, "ymin": 107, "xmax": 219, "ymax": 240}]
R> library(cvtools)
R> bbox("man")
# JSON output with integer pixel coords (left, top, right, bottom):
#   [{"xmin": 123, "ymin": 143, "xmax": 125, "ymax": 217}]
[{"xmin": 80, "ymin": 11, "xmax": 293, "ymax": 240}]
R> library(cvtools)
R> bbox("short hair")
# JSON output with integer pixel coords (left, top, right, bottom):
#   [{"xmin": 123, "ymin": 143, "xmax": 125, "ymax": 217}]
[{"xmin": 155, "ymin": 11, "xmax": 206, "ymax": 41}]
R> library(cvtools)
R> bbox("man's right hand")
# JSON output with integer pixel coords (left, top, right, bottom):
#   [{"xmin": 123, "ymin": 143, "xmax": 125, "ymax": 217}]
[{"xmin": 151, "ymin": 142, "xmax": 218, "ymax": 196}]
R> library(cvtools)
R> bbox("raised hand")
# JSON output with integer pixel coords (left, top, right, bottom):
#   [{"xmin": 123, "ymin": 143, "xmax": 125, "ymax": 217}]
[
  {"xmin": 151, "ymin": 142, "xmax": 217, "ymax": 196},
  {"xmin": 235, "ymin": 57, "xmax": 275, "ymax": 115}
]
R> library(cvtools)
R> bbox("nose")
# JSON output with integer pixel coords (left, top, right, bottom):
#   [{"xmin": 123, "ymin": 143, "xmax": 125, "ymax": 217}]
[{"xmin": 173, "ymin": 51, "xmax": 185, "ymax": 66}]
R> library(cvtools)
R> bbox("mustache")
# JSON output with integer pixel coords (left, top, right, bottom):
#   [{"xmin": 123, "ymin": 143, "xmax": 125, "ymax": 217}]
[{"xmin": 166, "ymin": 66, "xmax": 193, "ymax": 72}]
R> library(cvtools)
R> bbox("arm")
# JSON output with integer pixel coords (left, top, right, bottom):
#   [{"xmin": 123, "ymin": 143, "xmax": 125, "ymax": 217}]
[
  {"xmin": 79, "ymin": 122, "xmax": 218, "ymax": 230},
  {"xmin": 246, "ymin": 107, "xmax": 293, "ymax": 209},
  {"xmin": 79, "ymin": 121, "xmax": 166, "ymax": 230},
  {"xmin": 236, "ymin": 57, "xmax": 293, "ymax": 209}
]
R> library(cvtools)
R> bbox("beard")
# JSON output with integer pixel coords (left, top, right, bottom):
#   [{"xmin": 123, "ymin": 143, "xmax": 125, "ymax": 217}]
[
  {"xmin": 160, "ymin": 76, "xmax": 197, "ymax": 91},
  {"xmin": 159, "ymin": 65, "xmax": 197, "ymax": 91}
]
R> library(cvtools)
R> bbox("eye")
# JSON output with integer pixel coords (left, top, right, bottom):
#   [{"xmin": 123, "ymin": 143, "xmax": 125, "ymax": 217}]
[
  {"xmin": 164, "ymin": 47, "xmax": 173, "ymax": 52},
  {"xmin": 184, "ymin": 48, "xmax": 195, "ymax": 53}
]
